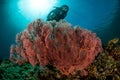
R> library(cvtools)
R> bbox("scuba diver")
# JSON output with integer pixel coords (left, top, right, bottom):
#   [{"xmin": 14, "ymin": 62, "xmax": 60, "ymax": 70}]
[{"xmin": 47, "ymin": 5, "xmax": 69, "ymax": 21}]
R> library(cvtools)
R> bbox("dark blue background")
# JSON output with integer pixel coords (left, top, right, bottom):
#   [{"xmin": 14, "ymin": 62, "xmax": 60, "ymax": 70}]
[{"xmin": 0, "ymin": 0, "xmax": 120, "ymax": 59}]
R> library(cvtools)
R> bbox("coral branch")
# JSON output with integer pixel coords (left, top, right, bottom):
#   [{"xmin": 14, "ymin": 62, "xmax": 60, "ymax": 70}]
[{"xmin": 10, "ymin": 19, "xmax": 102, "ymax": 76}]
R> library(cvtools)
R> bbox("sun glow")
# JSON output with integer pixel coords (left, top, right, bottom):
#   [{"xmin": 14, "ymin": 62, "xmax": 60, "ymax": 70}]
[{"xmin": 18, "ymin": 0, "xmax": 57, "ymax": 20}]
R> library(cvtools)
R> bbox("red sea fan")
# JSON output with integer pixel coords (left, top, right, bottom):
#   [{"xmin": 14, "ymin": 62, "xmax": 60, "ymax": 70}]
[{"xmin": 10, "ymin": 19, "xmax": 102, "ymax": 76}]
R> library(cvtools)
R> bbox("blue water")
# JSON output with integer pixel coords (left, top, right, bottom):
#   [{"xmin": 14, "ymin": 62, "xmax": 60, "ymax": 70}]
[{"xmin": 0, "ymin": 0, "xmax": 120, "ymax": 59}]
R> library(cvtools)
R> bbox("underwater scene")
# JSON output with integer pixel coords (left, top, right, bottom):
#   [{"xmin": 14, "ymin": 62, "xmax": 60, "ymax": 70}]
[{"xmin": 0, "ymin": 0, "xmax": 120, "ymax": 80}]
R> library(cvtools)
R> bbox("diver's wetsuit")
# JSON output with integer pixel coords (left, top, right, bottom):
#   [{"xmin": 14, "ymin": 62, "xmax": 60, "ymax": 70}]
[{"xmin": 47, "ymin": 5, "xmax": 69, "ymax": 21}]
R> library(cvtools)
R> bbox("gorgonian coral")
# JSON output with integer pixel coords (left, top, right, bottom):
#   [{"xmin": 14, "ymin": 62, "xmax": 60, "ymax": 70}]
[{"xmin": 10, "ymin": 19, "xmax": 102, "ymax": 76}]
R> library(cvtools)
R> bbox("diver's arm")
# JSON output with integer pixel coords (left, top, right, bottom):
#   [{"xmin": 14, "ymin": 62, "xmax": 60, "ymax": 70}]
[{"xmin": 47, "ymin": 11, "xmax": 56, "ymax": 21}]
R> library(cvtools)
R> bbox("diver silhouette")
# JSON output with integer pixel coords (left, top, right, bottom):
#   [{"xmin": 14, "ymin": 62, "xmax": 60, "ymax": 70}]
[{"xmin": 47, "ymin": 5, "xmax": 69, "ymax": 21}]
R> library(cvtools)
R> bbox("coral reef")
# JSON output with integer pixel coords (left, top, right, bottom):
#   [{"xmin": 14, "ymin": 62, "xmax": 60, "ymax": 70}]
[
  {"xmin": 105, "ymin": 38, "xmax": 119, "ymax": 50},
  {"xmin": 86, "ymin": 51, "xmax": 119, "ymax": 80},
  {"xmin": 105, "ymin": 38, "xmax": 120, "ymax": 61},
  {"xmin": 0, "ymin": 59, "xmax": 40, "ymax": 80},
  {"xmin": 0, "ymin": 38, "xmax": 119, "ymax": 80},
  {"xmin": 10, "ymin": 19, "xmax": 102, "ymax": 76},
  {"xmin": 86, "ymin": 38, "xmax": 120, "ymax": 80}
]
